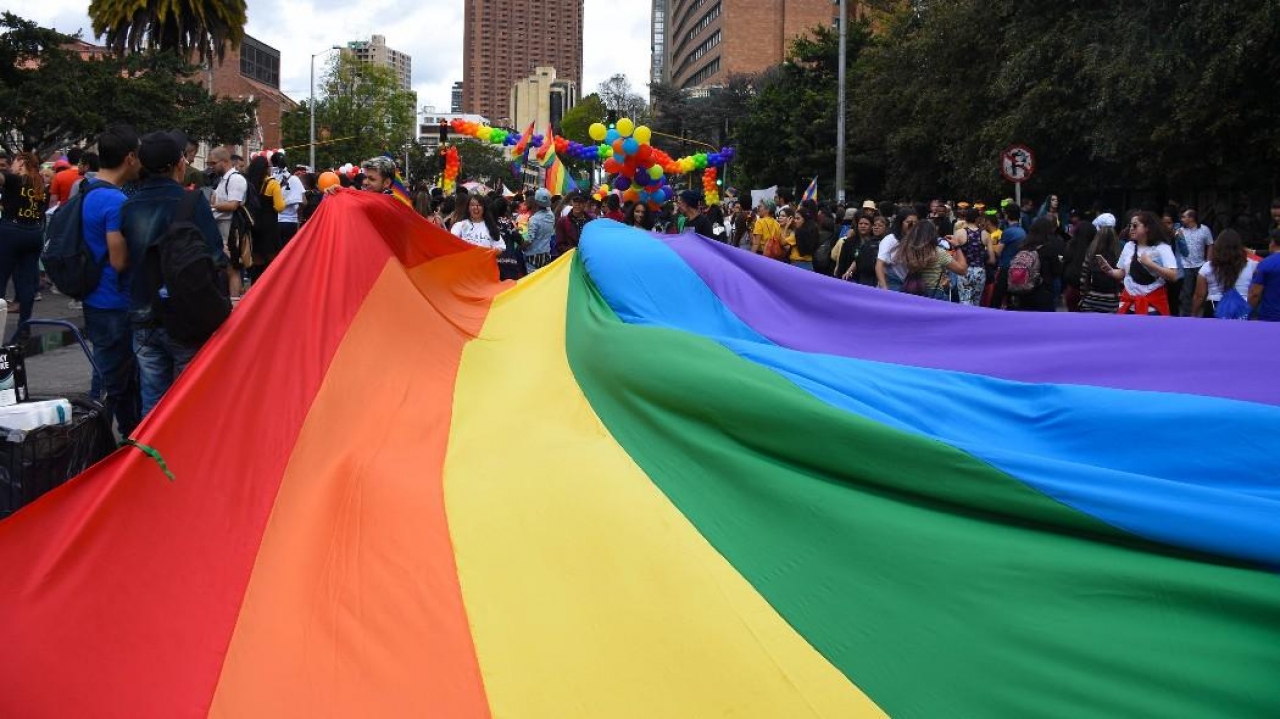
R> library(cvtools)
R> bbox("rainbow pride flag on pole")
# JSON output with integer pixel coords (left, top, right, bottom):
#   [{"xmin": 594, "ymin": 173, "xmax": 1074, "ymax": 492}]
[
  {"xmin": 0, "ymin": 198, "xmax": 1277, "ymax": 717},
  {"xmin": 802, "ymin": 175, "xmax": 818, "ymax": 203},
  {"xmin": 543, "ymin": 155, "xmax": 576, "ymax": 196}
]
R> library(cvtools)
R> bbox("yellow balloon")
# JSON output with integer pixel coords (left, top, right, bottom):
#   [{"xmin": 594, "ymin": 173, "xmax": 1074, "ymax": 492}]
[
  {"xmin": 589, "ymin": 123, "xmax": 607, "ymax": 141},
  {"xmin": 633, "ymin": 125, "xmax": 652, "ymax": 145},
  {"xmin": 617, "ymin": 118, "xmax": 635, "ymax": 137}
]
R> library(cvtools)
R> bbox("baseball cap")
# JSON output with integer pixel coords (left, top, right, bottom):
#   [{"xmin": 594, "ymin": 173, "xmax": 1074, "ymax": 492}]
[
  {"xmin": 532, "ymin": 188, "xmax": 552, "ymax": 207},
  {"xmin": 138, "ymin": 130, "xmax": 188, "ymax": 173}
]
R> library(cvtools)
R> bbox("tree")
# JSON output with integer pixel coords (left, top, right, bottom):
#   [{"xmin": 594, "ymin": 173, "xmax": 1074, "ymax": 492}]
[
  {"xmin": 405, "ymin": 139, "xmax": 514, "ymax": 189},
  {"xmin": 281, "ymin": 52, "xmax": 416, "ymax": 171},
  {"xmin": 649, "ymin": 76, "xmax": 754, "ymax": 160},
  {"xmin": 559, "ymin": 93, "xmax": 607, "ymax": 145},
  {"xmin": 0, "ymin": 13, "xmax": 255, "ymax": 156},
  {"xmin": 88, "ymin": 0, "xmax": 247, "ymax": 65},
  {"xmin": 596, "ymin": 74, "xmax": 648, "ymax": 121},
  {"xmin": 851, "ymin": 0, "xmax": 1280, "ymax": 200},
  {"xmin": 733, "ymin": 24, "xmax": 870, "ymax": 195}
]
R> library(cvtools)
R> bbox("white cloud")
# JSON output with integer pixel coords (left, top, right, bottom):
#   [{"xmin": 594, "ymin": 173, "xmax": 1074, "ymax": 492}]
[{"xmin": 20, "ymin": 0, "xmax": 652, "ymax": 120}]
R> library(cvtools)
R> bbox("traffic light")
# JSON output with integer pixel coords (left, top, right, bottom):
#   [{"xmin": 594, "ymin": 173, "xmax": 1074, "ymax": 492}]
[{"xmin": 606, "ymin": 110, "xmax": 618, "ymax": 128}]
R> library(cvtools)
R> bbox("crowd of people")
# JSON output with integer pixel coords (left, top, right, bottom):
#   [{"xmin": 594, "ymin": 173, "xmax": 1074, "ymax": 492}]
[{"xmin": 3, "ymin": 127, "xmax": 1280, "ymax": 438}]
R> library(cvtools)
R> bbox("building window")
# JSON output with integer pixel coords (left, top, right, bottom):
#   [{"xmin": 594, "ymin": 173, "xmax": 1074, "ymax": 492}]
[
  {"xmin": 239, "ymin": 37, "xmax": 280, "ymax": 88},
  {"xmin": 681, "ymin": 56, "xmax": 721, "ymax": 89},
  {"xmin": 672, "ymin": 3, "xmax": 720, "ymax": 60},
  {"xmin": 674, "ymin": 29, "xmax": 720, "ymax": 78}
]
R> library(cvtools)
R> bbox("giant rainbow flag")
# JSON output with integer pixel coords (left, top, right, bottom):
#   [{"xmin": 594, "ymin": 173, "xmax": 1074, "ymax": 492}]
[{"xmin": 0, "ymin": 190, "xmax": 1277, "ymax": 717}]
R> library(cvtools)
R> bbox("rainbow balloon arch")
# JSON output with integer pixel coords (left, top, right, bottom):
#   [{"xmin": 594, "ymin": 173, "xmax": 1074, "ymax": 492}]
[{"xmin": 449, "ymin": 117, "xmax": 734, "ymax": 209}]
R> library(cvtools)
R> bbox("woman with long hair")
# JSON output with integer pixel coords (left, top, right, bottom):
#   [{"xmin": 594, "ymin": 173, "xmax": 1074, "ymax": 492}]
[
  {"xmin": 625, "ymin": 201, "xmax": 654, "ymax": 231},
  {"xmin": 786, "ymin": 209, "xmax": 820, "ymax": 270},
  {"xmin": 243, "ymin": 156, "xmax": 284, "ymax": 282},
  {"xmin": 450, "ymin": 194, "xmax": 505, "ymax": 250},
  {"xmin": 1061, "ymin": 220, "xmax": 1097, "ymax": 311},
  {"xmin": 1079, "ymin": 222, "xmax": 1123, "ymax": 313},
  {"xmin": 875, "ymin": 208, "xmax": 920, "ymax": 290},
  {"xmin": 0, "ymin": 152, "xmax": 48, "ymax": 326},
  {"xmin": 1096, "ymin": 210, "xmax": 1179, "ymax": 315},
  {"xmin": 891, "ymin": 219, "xmax": 966, "ymax": 299},
  {"xmin": 1006, "ymin": 216, "xmax": 1062, "ymax": 311},
  {"xmin": 951, "ymin": 207, "xmax": 988, "ymax": 305},
  {"xmin": 836, "ymin": 215, "xmax": 873, "ymax": 280},
  {"xmin": 1191, "ymin": 229, "xmax": 1256, "ymax": 318}
]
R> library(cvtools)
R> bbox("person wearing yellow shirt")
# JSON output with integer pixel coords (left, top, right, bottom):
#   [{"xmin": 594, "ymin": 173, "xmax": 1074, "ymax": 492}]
[
  {"xmin": 784, "ymin": 210, "xmax": 817, "ymax": 270},
  {"xmin": 751, "ymin": 201, "xmax": 782, "ymax": 255},
  {"xmin": 244, "ymin": 156, "xmax": 286, "ymax": 283}
]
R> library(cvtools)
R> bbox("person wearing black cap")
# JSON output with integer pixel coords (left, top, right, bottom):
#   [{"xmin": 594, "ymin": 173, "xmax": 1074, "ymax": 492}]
[
  {"xmin": 677, "ymin": 190, "xmax": 715, "ymax": 239},
  {"xmin": 121, "ymin": 130, "xmax": 227, "ymax": 419}
]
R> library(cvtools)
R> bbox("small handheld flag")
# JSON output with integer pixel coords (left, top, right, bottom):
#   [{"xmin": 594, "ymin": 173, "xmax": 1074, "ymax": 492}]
[{"xmin": 802, "ymin": 176, "xmax": 818, "ymax": 203}]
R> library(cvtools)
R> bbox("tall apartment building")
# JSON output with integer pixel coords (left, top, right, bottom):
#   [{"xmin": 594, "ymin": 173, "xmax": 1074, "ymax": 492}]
[
  {"xmin": 663, "ymin": 0, "xmax": 866, "ymax": 90},
  {"xmin": 346, "ymin": 34, "xmax": 413, "ymax": 92},
  {"xmin": 451, "ymin": 81, "xmax": 465, "ymax": 113},
  {"xmin": 509, "ymin": 66, "xmax": 578, "ymax": 132},
  {"xmin": 463, "ymin": 0, "xmax": 583, "ymax": 125},
  {"xmin": 651, "ymin": 0, "xmax": 667, "ymax": 87}
]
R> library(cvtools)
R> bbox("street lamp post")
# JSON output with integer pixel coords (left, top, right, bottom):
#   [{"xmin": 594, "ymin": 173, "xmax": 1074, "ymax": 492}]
[
  {"xmin": 835, "ymin": 0, "xmax": 848, "ymax": 203},
  {"xmin": 310, "ymin": 46, "xmax": 342, "ymax": 171}
]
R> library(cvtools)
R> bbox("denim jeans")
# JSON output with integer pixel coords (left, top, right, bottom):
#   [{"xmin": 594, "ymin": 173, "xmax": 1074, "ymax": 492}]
[
  {"xmin": 0, "ymin": 220, "xmax": 43, "ymax": 326},
  {"xmin": 84, "ymin": 305, "xmax": 140, "ymax": 437},
  {"xmin": 133, "ymin": 327, "xmax": 199, "ymax": 419}
]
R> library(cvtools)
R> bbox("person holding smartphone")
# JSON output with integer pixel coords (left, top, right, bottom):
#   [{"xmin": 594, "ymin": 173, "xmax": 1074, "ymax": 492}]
[{"xmin": 1094, "ymin": 210, "xmax": 1178, "ymax": 315}]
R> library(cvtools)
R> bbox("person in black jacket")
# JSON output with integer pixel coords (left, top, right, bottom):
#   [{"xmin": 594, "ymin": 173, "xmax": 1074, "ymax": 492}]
[{"xmin": 1009, "ymin": 217, "xmax": 1063, "ymax": 311}]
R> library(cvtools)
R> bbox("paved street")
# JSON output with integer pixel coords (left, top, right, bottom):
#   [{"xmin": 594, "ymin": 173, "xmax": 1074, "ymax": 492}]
[{"xmin": 23, "ymin": 343, "xmax": 94, "ymax": 400}]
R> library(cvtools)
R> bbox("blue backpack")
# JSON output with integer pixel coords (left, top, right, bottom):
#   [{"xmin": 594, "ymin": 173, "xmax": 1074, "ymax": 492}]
[
  {"xmin": 42, "ymin": 180, "xmax": 108, "ymax": 300},
  {"xmin": 1214, "ymin": 287, "xmax": 1251, "ymax": 320}
]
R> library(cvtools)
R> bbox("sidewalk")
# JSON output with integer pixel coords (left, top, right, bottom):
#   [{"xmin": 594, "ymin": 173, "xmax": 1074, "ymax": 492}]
[{"xmin": 4, "ymin": 290, "xmax": 88, "ymax": 358}]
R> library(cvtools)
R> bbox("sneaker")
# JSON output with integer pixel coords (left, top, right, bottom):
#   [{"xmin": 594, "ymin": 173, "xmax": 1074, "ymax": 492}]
[
  {"xmin": 67, "ymin": 300, "xmax": 82, "ymax": 310},
  {"xmin": 34, "ymin": 292, "xmax": 42, "ymax": 302}
]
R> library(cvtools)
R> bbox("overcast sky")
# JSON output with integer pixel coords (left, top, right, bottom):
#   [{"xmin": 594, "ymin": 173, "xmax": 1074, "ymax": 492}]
[{"xmin": 23, "ymin": 1, "xmax": 652, "ymax": 116}]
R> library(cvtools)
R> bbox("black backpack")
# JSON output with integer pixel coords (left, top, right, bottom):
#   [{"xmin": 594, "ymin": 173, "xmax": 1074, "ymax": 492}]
[
  {"xmin": 812, "ymin": 231, "xmax": 837, "ymax": 275},
  {"xmin": 145, "ymin": 191, "xmax": 232, "ymax": 346},
  {"xmin": 42, "ymin": 180, "xmax": 109, "ymax": 300},
  {"xmin": 855, "ymin": 238, "xmax": 881, "ymax": 284}
]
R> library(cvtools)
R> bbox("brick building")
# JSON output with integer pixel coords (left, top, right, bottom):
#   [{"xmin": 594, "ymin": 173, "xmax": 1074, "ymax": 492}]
[
  {"xmin": 462, "ymin": 0, "xmax": 583, "ymax": 124},
  {"xmin": 206, "ymin": 35, "xmax": 297, "ymax": 153},
  {"xmin": 663, "ymin": 0, "xmax": 867, "ymax": 90}
]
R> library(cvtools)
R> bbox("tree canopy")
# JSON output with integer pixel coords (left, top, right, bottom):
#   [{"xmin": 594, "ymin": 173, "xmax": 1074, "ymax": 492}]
[
  {"xmin": 88, "ymin": 0, "xmax": 247, "ymax": 65},
  {"xmin": 559, "ymin": 93, "xmax": 607, "ymax": 146},
  {"xmin": 281, "ymin": 52, "xmax": 416, "ymax": 171},
  {"xmin": 0, "ymin": 12, "xmax": 256, "ymax": 156}
]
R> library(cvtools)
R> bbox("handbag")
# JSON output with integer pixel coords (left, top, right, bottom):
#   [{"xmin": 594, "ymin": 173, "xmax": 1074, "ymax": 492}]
[{"xmin": 228, "ymin": 205, "xmax": 255, "ymax": 270}]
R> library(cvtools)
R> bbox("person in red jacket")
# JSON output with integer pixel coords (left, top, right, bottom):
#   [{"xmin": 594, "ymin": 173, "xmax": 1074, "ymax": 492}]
[{"xmin": 553, "ymin": 191, "xmax": 593, "ymax": 258}]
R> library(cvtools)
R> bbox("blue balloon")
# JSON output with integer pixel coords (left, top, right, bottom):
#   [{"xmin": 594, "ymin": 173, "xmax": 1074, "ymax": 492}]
[
  {"xmin": 622, "ymin": 138, "xmax": 639, "ymax": 155},
  {"xmin": 614, "ymin": 153, "xmax": 626, "ymax": 164},
  {"xmin": 614, "ymin": 176, "xmax": 631, "ymax": 190},
  {"xmin": 605, "ymin": 129, "xmax": 620, "ymax": 144},
  {"xmin": 653, "ymin": 188, "xmax": 667, "ymax": 203}
]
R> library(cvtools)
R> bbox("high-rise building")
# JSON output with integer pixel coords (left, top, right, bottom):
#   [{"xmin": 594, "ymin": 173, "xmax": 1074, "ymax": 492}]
[
  {"xmin": 451, "ymin": 81, "xmax": 465, "ymax": 113},
  {"xmin": 663, "ymin": 0, "xmax": 866, "ymax": 91},
  {"xmin": 509, "ymin": 67, "xmax": 578, "ymax": 133},
  {"xmin": 463, "ymin": 0, "xmax": 583, "ymax": 125},
  {"xmin": 346, "ymin": 34, "xmax": 413, "ymax": 92},
  {"xmin": 651, "ymin": 0, "xmax": 666, "ymax": 87}
]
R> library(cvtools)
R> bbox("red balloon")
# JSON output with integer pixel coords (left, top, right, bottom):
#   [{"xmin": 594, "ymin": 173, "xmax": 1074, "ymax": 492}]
[
  {"xmin": 602, "ymin": 158, "xmax": 621, "ymax": 174},
  {"xmin": 635, "ymin": 145, "xmax": 653, "ymax": 163}
]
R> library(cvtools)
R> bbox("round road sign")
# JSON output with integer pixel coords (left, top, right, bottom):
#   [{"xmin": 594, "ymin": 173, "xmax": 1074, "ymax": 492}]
[{"xmin": 1000, "ymin": 144, "xmax": 1035, "ymax": 183}]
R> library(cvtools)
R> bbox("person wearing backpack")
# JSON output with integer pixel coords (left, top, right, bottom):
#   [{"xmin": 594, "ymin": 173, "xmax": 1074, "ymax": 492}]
[
  {"xmin": 122, "ymin": 130, "xmax": 230, "ymax": 419},
  {"xmin": 1005, "ymin": 217, "xmax": 1062, "ymax": 311},
  {"xmin": 80, "ymin": 125, "xmax": 143, "ymax": 435},
  {"xmin": 209, "ymin": 147, "xmax": 248, "ymax": 298},
  {"xmin": 1191, "ymin": 230, "xmax": 1256, "ymax": 319},
  {"xmin": 0, "ymin": 152, "xmax": 50, "ymax": 332}
]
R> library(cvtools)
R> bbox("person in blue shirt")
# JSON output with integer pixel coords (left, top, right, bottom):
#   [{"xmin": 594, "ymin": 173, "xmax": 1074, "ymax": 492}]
[
  {"xmin": 122, "ymin": 130, "xmax": 227, "ymax": 419},
  {"xmin": 81, "ymin": 124, "xmax": 142, "ymax": 435},
  {"xmin": 1249, "ymin": 230, "xmax": 1280, "ymax": 321},
  {"xmin": 989, "ymin": 203, "xmax": 1027, "ymax": 309}
]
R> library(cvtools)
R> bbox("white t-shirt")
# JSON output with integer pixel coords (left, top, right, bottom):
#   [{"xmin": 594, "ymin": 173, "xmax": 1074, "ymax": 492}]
[
  {"xmin": 1198, "ymin": 259, "xmax": 1257, "ymax": 302},
  {"xmin": 1117, "ymin": 241, "xmax": 1177, "ymax": 296},
  {"xmin": 876, "ymin": 234, "xmax": 902, "ymax": 280},
  {"xmin": 451, "ymin": 219, "xmax": 505, "ymax": 250},
  {"xmin": 212, "ymin": 170, "xmax": 247, "ymax": 222},
  {"xmin": 276, "ymin": 171, "xmax": 304, "ymax": 223}
]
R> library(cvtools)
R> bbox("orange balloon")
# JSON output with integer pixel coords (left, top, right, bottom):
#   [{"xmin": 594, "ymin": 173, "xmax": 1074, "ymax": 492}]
[{"xmin": 318, "ymin": 171, "xmax": 340, "ymax": 190}]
